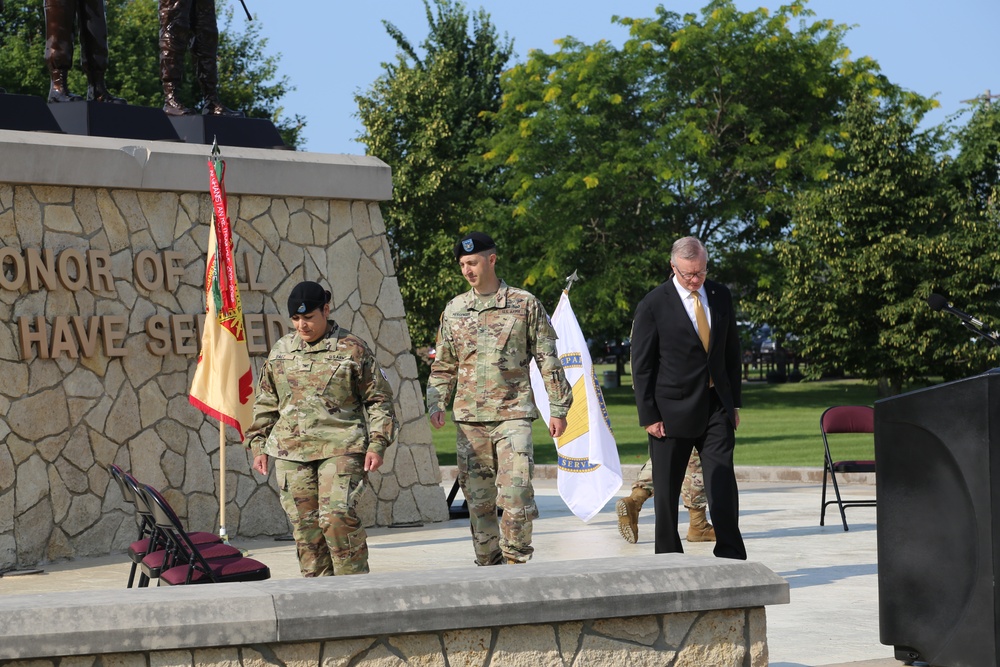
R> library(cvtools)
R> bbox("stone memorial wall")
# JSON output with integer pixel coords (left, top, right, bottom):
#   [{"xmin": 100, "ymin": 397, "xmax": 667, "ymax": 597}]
[
  {"xmin": 0, "ymin": 555, "xmax": 789, "ymax": 667},
  {"xmin": 0, "ymin": 131, "xmax": 448, "ymax": 570}
]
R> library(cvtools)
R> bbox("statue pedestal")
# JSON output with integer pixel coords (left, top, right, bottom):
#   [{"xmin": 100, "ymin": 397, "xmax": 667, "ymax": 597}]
[
  {"xmin": 48, "ymin": 102, "xmax": 180, "ymax": 141},
  {"xmin": 168, "ymin": 115, "xmax": 287, "ymax": 149},
  {"xmin": 0, "ymin": 94, "xmax": 62, "ymax": 133}
]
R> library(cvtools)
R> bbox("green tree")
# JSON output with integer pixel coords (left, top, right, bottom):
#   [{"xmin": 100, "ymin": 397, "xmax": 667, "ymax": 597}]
[
  {"xmin": 0, "ymin": 0, "xmax": 48, "ymax": 95},
  {"xmin": 0, "ymin": 0, "xmax": 304, "ymax": 147},
  {"xmin": 483, "ymin": 35, "xmax": 654, "ymax": 339},
  {"xmin": 484, "ymin": 0, "xmax": 872, "ymax": 339},
  {"xmin": 356, "ymin": 0, "xmax": 513, "ymax": 351},
  {"xmin": 948, "ymin": 100, "xmax": 1000, "ymax": 216},
  {"xmin": 761, "ymin": 89, "xmax": 1000, "ymax": 395},
  {"xmin": 935, "ymin": 101, "xmax": 1000, "ymax": 369}
]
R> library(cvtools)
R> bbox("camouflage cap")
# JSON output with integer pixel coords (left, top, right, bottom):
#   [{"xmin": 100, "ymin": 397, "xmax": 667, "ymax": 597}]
[
  {"xmin": 453, "ymin": 231, "xmax": 496, "ymax": 260},
  {"xmin": 287, "ymin": 281, "xmax": 331, "ymax": 316}
]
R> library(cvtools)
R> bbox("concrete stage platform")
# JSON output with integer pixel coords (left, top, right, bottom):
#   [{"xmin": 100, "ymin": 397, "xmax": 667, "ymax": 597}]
[{"xmin": 0, "ymin": 469, "xmax": 889, "ymax": 667}]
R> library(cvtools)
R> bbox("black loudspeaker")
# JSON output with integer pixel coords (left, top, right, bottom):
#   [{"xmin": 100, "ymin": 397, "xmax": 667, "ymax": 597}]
[{"xmin": 875, "ymin": 372, "xmax": 1000, "ymax": 667}]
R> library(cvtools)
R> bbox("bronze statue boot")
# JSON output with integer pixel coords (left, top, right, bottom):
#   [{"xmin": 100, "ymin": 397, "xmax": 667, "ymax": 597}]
[
  {"xmin": 48, "ymin": 70, "xmax": 83, "ymax": 103},
  {"xmin": 87, "ymin": 78, "xmax": 126, "ymax": 104},
  {"xmin": 201, "ymin": 95, "xmax": 244, "ymax": 117},
  {"xmin": 162, "ymin": 89, "xmax": 195, "ymax": 116}
]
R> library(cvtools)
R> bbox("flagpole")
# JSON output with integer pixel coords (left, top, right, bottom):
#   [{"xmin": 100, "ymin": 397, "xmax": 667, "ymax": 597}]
[
  {"xmin": 219, "ymin": 427, "xmax": 228, "ymax": 540},
  {"xmin": 191, "ymin": 138, "xmax": 252, "ymax": 542},
  {"xmin": 212, "ymin": 136, "xmax": 227, "ymax": 542}
]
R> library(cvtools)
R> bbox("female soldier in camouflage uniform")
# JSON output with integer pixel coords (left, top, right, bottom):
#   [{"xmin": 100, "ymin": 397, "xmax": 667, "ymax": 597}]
[{"xmin": 246, "ymin": 281, "xmax": 398, "ymax": 576}]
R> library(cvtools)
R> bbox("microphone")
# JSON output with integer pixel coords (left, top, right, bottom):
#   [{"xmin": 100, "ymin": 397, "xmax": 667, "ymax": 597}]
[{"xmin": 927, "ymin": 293, "xmax": 986, "ymax": 328}]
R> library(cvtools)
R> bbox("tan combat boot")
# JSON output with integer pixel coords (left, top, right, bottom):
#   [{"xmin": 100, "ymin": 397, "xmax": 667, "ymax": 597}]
[
  {"xmin": 686, "ymin": 507, "xmax": 716, "ymax": 542},
  {"xmin": 616, "ymin": 487, "xmax": 650, "ymax": 543}
]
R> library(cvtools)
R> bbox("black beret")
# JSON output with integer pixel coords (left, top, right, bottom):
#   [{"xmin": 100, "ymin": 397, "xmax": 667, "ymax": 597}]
[
  {"xmin": 453, "ymin": 231, "xmax": 497, "ymax": 260},
  {"xmin": 287, "ymin": 281, "xmax": 331, "ymax": 317}
]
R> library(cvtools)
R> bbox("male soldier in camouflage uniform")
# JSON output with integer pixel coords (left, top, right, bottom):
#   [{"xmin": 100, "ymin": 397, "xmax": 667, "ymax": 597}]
[
  {"xmin": 616, "ymin": 450, "xmax": 715, "ymax": 544},
  {"xmin": 427, "ymin": 232, "xmax": 572, "ymax": 565},
  {"xmin": 247, "ymin": 281, "xmax": 398, "ymax": 577}
]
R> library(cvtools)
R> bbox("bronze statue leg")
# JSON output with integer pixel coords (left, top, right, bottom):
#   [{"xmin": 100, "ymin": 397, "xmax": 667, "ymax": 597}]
[
  {"xmin": 159, "ymin": 0, "xmax": 195, "ymax": 115},
  {"xmin": 78, "ymin": 0, "xmax": 125, "ymax": 103},
  {"xmin": 44, "ymin": 0, "xmax": 83, "ymax": 102},
  {"xmin": 190, "ymin": 0, "xmax": 218, "ymax": 96},
  {"xmin": 190, "ymin": 0, "xmax": 240, "ymax": 116},
  {"xmin": 77, "ymin": 0, "xmax": 108, "ymax": 79},
  {"xmin": 159, "ymin": 0, "xmax": 241, "ymax": 116}
]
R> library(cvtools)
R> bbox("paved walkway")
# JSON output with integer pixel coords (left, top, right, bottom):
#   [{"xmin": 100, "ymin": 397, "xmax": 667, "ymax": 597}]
[{"xmin": 0, "ymin": 470, "xmax": 892, "ymax": 667}]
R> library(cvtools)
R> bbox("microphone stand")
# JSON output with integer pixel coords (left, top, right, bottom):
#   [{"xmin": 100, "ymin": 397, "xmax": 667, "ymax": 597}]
[
  {"xmin": 927, "ymin": 293, "xmax": 1000, "ymax": 374},
  {"xmin": 961, "ymin": 320, "xmax": 1000, "ymax": 347},
  {"xmin": 955, "ymin": 318, "xmax": 1000, "ymax": 377},
  {"xmin": 927, "ymin": 293, "xmax": 1000, "ymax": 347}
]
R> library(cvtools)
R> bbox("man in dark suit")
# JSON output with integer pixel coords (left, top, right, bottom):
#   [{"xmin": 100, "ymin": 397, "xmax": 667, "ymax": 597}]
[{"xmin": 630, "ymin": 236, "xmax": 746, "ymax": 560}]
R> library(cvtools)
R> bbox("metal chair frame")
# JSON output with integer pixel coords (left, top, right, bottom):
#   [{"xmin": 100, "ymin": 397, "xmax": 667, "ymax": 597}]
[
  {"xmin": 820, "ymin": 405, "xmax": 876, "ymax": 531},
  {"xmin": 139, "ymin": 483, "xmax": 270, "ymax": 585}
]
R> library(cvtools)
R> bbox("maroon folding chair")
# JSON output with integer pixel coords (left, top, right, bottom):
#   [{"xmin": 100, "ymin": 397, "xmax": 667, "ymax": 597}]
[
  {"xmin": 109, "ymin": 464, "xmax": 155, "ymax": 588},
  {"xmin": 820, "ymin": 405, "xmax": 876, "ymax": 531},
  {"xmin": 121, "ymin": 472, "xmax": 223, "ymax": 587},
  {"xmin": 140, "ymin": 484, "xmax": 270, "ymax": 585}
]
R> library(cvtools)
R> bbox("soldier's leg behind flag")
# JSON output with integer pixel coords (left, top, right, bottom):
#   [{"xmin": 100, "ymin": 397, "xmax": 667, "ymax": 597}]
[
  {"xmin": 617, "ymin": 457, "xmax": 653, "ymax": 543},
  {"xmin": 683, "ymin": 448, "xmax": 715, "ymax": 542}
]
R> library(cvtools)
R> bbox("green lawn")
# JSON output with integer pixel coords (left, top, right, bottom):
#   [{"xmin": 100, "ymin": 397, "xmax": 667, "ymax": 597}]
[{"xmin": 429, "ymin": 368, "xmax": 890, "ymax": 467}]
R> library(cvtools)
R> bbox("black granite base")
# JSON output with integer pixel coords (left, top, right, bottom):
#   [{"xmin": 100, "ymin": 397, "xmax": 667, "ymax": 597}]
[
  {"xmin": 168, "ymin": 114, "xmax": 288, "ymax": 149},
  {"xmin": 0, "ymin": 94, "xmax": 63, "ymax": 133},
  {"xmin": 48, "ymin": 101, "xmax": 181, "ymax": 141}
]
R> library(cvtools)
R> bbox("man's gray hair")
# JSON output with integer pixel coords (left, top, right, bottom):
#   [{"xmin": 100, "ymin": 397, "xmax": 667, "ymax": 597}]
[{"xmin": 671, "ymin": 236, "xmax": 707, "ymax": 262}]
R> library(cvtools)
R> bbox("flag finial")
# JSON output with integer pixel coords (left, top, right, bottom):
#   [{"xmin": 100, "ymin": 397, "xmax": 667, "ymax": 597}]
[
  {"xmin": 211, "ymin": 136, "xmax": 220, "ymax": 159},
  {"xmin": 564, "ymin": 270, "xmax": 580, "ymax": 294}
]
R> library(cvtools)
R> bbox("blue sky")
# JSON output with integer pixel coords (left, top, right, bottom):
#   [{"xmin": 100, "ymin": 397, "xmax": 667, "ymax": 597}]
[{"xmin": 249, "ymin": 0, "xmax": 1000, "ymax": 155}]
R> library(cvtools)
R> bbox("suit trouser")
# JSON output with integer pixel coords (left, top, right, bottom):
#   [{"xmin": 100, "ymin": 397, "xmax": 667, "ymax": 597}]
[{"xmin": 648, "ymin": 391, "xmax": 747, "ymax": 560}]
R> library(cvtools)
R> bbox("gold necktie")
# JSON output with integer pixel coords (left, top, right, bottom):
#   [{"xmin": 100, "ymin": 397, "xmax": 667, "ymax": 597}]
[{"xmin": 691, "ymin": 291, "xmax": 710, "ymax": 352}]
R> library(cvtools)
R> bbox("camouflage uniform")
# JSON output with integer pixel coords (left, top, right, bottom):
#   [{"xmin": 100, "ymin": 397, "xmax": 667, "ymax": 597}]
[
  {"xmin": 246, "ymin": 322, "xmax": 397, "ymax": 577},
  {"xmin": 633, "ymin": 450, "xmax": 707, "ymax": 510},
  {"xmin": 427, "ymin": 281, "xmax": 572, "ymax": 565}
]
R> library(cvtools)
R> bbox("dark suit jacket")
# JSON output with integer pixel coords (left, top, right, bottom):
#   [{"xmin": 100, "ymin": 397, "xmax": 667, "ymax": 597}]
[{"xmin": 630, "ymin": 277, "xmax": 742, "ymax": 439}]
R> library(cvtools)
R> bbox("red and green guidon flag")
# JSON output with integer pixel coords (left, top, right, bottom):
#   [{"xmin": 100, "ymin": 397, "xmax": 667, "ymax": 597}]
[{"xmin": 188, "ymin": 156, "xmax": 254, "ymax": 440}]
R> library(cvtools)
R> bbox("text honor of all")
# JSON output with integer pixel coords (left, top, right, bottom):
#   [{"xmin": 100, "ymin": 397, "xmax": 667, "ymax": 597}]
[{"xmin": 2, "ymin": 246, "xmax": 291, "ymax": 360}]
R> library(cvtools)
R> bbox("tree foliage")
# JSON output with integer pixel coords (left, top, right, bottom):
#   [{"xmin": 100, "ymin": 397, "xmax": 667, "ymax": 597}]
[
  {"xmin": 484, "ymin": 0, "xmax": 874, "ymax": 339},
  {"xmin": 356, "ymin": 0, "xmax": 513, "ymax": 350},
  {"xmin": 760, "ymin": 90, "xmax": 1000, "ymax": 395},
  {"xmin": 0, "ymin": 0, "xmax": 304, "ymax": 147}
]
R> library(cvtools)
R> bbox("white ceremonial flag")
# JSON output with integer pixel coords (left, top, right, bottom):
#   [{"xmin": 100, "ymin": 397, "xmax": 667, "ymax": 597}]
[{"xmin": 531, "ymin": 291, "xmax": 623, "ymax": 521}]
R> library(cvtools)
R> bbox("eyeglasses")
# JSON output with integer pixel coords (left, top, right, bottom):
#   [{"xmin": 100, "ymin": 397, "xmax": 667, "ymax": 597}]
[{"xmin": 672, "ymin": 265, "xmax": 708, "ymax": 280}]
